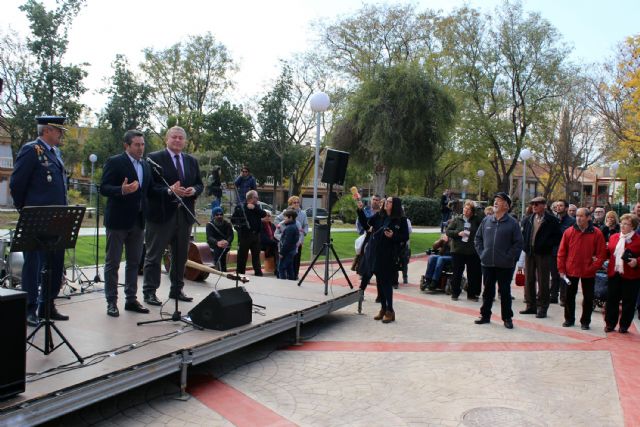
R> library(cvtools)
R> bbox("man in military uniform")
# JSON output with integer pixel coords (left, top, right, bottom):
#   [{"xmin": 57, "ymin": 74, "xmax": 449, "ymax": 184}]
[{"xmin": 10, "ymin": 116, "xmax": 69, "ymax": 327}]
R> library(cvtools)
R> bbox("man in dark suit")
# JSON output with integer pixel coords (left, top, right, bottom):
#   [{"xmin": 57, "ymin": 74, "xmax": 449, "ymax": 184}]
[
  {"xmin": 142, "ymin": 126, "xmax": 203, "ymax": 305},
  {"xmin": 100, "ymin": 130, "xmax": 152, "ymax": 317},
  {"xmin": 9, "ymin": 116, "xmax": 69, "ymax": 327}
]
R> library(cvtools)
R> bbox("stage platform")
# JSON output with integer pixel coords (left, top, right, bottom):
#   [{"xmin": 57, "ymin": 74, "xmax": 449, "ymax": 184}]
[{"xmin": 0, "ymin": 267, "xmax": 358, "ymax": 426}]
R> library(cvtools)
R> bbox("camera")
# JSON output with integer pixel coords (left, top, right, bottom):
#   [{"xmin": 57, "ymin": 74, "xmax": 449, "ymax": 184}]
[{"xmin": 622, "ymin": 249, "xmax": 635, "ymax": 263}]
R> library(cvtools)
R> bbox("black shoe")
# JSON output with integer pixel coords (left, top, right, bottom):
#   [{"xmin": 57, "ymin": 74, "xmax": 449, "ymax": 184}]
[
  {"xmin": 107, "ymin": 302, "xmax": 120, "ymax": 317},
  {"xmin": 535, "ymin": 312, "xmax": 546, "ymax": 319},
  {"xmin": 503, "ymin": 319, "xmax": 513, "ymax": 329},
  {"xmin": 562, "ymin": 321, "xmax": 574, "ymax": 327},
  {"xmin": 604, "ymin": 325, "xmax": 615, "ymax": 332},
  {"xmin": 580, "ymin": 324, "xmax": 590, "ymax": 330},
  {"xmin": 550, "ymin": 298, "xmax": 558, "ymax": 304},
  {"xmin": 169, "ymin": 291, "xmax": 193, "ymax": 302},
  {"xmin": 144, "ymin": 293, "xmax": 162, "ymax": 306},
  {"xmin": 46, "ymin": 307, "xmax": 69, "ymax": 321},
  {"xmin": 451, "ymin": 295, "xmax": 459, "ymax": 301},
  {"xmin": 419, "ymin": 277, "xmax": 429, "ymax": 291},
  {"xmin": 519, "ymin": 308, "xmax": 536, "ymax": 315},
  {"xmin": 27, "ymin": 314, "xmax": 39, "ymax": 327},
  {"xmin": 403, "ymin": 277, "xmax": 408, "ymax": 284},
  {"xmin": 124, "ymin": 300, "xmax": 150, "ymax": 314},
  {"xmin": 619, "ymin": 327, "xmax": 629, "ymax": 334},
  {"xmin": 393, "ymin": 283, "xmax": 399, "ymax": 289},
  {"xmin": 375, "ymin": 296, "xmax": 381, "ymax": 303},
  {"xmin": 474, "ymin": 317, "xmax": 490, "ymax": 324},
  {"xmin": 467, "ymin": 296, "xmax": 479, "ymax": 302}
]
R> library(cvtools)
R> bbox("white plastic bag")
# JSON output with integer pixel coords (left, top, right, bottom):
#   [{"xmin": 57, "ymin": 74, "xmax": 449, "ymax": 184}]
[{"xmin": 354, "ymin": 234, "xmax": 366, "ymax": 255}]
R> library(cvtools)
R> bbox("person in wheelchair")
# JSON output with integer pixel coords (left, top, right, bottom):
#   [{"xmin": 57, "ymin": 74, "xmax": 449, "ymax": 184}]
[{"xmin": 420, "ymin": 235, "xmax": 452, "ymax": 291}]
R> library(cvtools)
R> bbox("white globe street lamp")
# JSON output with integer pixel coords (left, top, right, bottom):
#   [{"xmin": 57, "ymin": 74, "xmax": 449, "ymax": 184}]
[
  {"xmin": 635, "ymin": 182, "xmax": 640, "ymax": 202},
  {"xmin": 610, "ymin": 161, "xmax": 620, "ymax": 205},
  {"xmin": 89, "ymin": 153, "xmax": 98, "ymax": 207},
  {"xmin": 520, "ymin": 148, "xmax": 533, "ymax": 218},
  {"xmin": 477, "ymin": 169, "xmax": 485, "ymax": 201},
  {"xmin": 309, "ymin": 92, "xmax": 330, "ymax": 258}
]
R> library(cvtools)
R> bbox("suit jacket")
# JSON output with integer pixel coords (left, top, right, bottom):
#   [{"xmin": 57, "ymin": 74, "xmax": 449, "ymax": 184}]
[
  {"xmin": 522, "ymin": 211, "xmax": 562, "ymax": 256},
  {"xmin": 146, "ymin": 149, "xmax": 203, "ymax": 225},
  {"xmin": 10, "ymin": 138, "xmax": 67, "ymax": 209},
  {"xmin": 100, "ymin": 152, "xmax": 152, "ymax": 230}
]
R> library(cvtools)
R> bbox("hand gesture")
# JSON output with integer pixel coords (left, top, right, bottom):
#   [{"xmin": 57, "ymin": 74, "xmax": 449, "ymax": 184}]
[
  {"xmin": 629, "ymin": 258, "xmax": 638, "ymax": 268},
  {"xmin": 122, "ymin": 177, "xmax": 139, "ymax": 195}
]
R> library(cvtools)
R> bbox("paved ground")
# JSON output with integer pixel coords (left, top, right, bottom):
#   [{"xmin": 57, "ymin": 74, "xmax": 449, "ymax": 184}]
[{"xmin": 42, "ymin": 257, "xmax": 640, "ymax": 427}]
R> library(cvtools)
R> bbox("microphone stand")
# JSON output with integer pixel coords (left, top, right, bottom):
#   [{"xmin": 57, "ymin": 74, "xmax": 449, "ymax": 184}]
[{"xmin": 138, "ymin": 160, "xmax": 202, "ymax": 330}]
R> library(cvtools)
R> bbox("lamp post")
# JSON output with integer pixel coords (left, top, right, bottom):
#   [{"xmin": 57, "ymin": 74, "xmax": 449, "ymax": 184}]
[
  {"xmin": 519, "ymin": 148, "xmax": 533, "ymax": 219},
  {"xmin": 461, "ymin": 179, "xmax": 469, "ymax": 200},
  {"xmin": 610, "ymin": 161, "xmax": 619, "ymax": 206},
  {"xmin": 635, "ymin": 183, "xmax": 640, "ymax": 202},
  {"xmin": 309, "ymin": 91, "xmax": 330, "ymax": 258},
  {"xmin": 89, "ymin": 153, "xmax": 98, "ymax": 207},
  {"xmin": 477, "ymin": 170, "xmax": 485, "ymax": 201}
]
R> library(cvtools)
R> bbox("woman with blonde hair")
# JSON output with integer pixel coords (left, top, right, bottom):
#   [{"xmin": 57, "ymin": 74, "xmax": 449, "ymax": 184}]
[{"xmin": 600, "ymin": 211, "xmax": 620, "ymax": 244}]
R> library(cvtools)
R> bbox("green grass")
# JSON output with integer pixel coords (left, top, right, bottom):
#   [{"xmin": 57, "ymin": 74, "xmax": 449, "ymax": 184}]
[{"xmin": 69, "ymin": 231, "xmax": 440, "ymax": 267}]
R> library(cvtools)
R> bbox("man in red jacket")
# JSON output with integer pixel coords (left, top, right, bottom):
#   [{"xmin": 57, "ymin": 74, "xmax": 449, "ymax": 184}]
[{"xmin": 557, "ymin": 208, "xmax": 606, "ymax": 330}]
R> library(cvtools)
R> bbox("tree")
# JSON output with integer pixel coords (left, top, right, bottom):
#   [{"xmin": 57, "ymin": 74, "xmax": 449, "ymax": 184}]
[
  {"xmin": 0, "ymin": 0, "xmax": 87, "ymax": 156},
  {"xmin": 443, "ymin": 1, "xmax": 571, "ymax": 194},
  {"xmin": 140, "ymin": 33, "xmax": 236, "ymax": 151},
  {"xmin": 99, "ymin": 54, "xmax": 154, "ymax": 142},
  {"xmin": 331, "ymin": 62, "xmax": 456, "ymax": 196}
]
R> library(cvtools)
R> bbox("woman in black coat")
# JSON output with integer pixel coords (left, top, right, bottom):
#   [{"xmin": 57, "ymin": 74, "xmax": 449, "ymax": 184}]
[{"xmin": 357, "ymin": 196, "xmax": 409, "ymax": 323}]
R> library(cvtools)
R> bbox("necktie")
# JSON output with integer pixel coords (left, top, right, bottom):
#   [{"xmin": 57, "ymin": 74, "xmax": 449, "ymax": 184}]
[{"xmin": 175, "ymin": 154, "xmax": 185, "ymax": 182}]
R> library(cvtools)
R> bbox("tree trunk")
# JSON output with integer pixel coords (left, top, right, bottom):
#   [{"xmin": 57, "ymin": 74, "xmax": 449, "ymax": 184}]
[{"xmin": 373, "ymin": 161, "xmax": 388, "ymax": 196}]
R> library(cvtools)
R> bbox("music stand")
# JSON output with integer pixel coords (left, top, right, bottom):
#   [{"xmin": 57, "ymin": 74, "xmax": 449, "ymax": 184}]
[
  {"xmin": 13, "ymin": 206, "xmax": 85, "ymax": 363},
  {"xmin": 298, "ymin": 183, "xmax": 354, "ymax": 295}
]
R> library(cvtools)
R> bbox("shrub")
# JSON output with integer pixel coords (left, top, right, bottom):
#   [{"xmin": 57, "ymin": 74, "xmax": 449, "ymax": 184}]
[
  {"xmin": 332, "ymin": 194, "xmax": 358, "ymax": 223},
  {"xmin": 400, "ymin": 196, "xmax": 441, "ymax": 226}
]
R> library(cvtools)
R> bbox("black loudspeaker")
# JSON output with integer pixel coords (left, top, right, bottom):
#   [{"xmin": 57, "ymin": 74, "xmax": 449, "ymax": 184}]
[
  {"xmin": 321, "ymin": 149, "xmax": 349, "ymax": 185},
  {"xmin": 188, "ymin": 287, "xmax": 252, "ymax": 330},
  {"xmin": 0, "ymin": 288, "xmax": 26, "ymax": 399}
]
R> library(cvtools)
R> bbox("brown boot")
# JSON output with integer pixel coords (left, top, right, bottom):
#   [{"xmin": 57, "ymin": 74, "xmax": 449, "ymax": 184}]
[
  {"xmin": 382, "ymin": 311, "xmax": 395, "ymax": 323},
  {"xmin": 373, "ymin": 309, "xmax": 385, "ymax": 320}
]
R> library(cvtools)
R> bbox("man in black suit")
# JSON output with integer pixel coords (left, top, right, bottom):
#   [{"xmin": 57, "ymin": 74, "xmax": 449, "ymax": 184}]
[
  {"xmin": 100, "ymin": 130, "xmax": 152, "ymax": 317},
  {"xmin": 142, "ymin": 126, "xmax": 203, "ymax": 305}
]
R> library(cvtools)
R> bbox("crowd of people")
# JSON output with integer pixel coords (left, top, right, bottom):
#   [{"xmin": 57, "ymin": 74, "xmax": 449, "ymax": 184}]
[{"xmin": 417, "ymin": 192, "xmax": 640, "ymax": 332}]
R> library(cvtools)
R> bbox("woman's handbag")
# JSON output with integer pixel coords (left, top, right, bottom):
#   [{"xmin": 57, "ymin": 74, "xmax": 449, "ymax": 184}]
[{"xmin": 515, "ymin": 270, "xmax": 525, "ymax": 286}]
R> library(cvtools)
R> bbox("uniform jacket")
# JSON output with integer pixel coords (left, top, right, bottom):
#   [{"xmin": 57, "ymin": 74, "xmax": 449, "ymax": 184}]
[
  {"xmin": 474, "ymin": 213, "xmax": 523, "ymax": 269},
  {"xmin": 557, "ymin": 222, "xmax": 606, "ymax": 278},
  {"xmin": 145, "ymin": 149, "xmax": 203, "ymax": 225},
  {"xmin": 521, "ymin": 211, "xmax": 562, "ymax": 256},
  {"xmin": 10, "ymin": 139, "xmax": 67, "ymax": 209},
  {"xmin": 100, "ymin": 152, "xmax": 152, "ymax": 230},
  {"xmin": 606, "ymin": 232, "xmax": 640, "ymax": 280}
]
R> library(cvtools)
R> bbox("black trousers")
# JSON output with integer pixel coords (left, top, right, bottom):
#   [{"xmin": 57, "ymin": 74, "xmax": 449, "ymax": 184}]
[
  {"xmin": 549, "ymin": 253, "xmax": 567, "ymax": 303},
  {"xmin": 211, "ymin": 246, "xmax": 230, "ymax": 272},
  {"xmin": 564, "ymin": 276, "xmax": 594, "ymax": 325},
  {"xmin": 237, "ymin": 233, "xmax": 262, "ymax": 275},
  {"xmin": 451, "ymin": 252, "xmax": 481, "ymax": 298},
  {"xmin": 605, "ymin": 274, "xmax": 640, "ymax": 330},
  {"xmin": 480, "ymin": 266, "xmax": 514, "ymax": 321}
]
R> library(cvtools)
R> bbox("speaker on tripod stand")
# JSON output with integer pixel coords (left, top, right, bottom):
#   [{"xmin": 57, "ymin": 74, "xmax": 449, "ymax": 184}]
[{"xmin": 298, "ymin": 148, "xmax": 354, "ymax": 294}]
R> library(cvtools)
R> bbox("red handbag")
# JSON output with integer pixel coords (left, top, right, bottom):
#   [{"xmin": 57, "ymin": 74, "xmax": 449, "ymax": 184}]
[{"xmin": 515, "ymin": 271, "xmax": 525, "ymax": 286}]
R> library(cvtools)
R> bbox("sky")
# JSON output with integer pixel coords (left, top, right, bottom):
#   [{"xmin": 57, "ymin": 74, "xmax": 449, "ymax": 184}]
[{"xmin": 1, "ymin": 0, "xmax": 639, "ymax": 121}]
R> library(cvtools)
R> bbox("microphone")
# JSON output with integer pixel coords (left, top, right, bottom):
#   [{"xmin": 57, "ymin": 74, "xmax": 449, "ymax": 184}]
[
  {"xmin": 222, "ymin": 156, "xmax": 233, "ymax": 169},
  {"xmin": 146, "ymin": 157, "xmax": 163, "ymax": 171}
]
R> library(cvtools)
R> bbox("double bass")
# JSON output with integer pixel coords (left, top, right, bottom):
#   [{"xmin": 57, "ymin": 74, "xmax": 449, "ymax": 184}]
[{"xmin": 163, "ymin": 241, "xmax": 215, "ymax": 281}]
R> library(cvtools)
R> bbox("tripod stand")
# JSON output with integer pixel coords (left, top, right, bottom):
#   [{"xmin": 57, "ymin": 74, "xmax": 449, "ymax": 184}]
[
  {"xmin": 298, "ymin": 183, "xmax": 354, "ymax": 295},
  {"xmin": 138, "ymin": 157, "xmax": 202, "ymax": 329},
  {"xmin": 16, "ymin": 206, "xmax": 86, "ymax": 363}
]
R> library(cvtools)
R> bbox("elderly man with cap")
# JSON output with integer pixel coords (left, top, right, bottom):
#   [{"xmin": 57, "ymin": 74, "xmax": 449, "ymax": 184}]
[
  {"xmin": 474, "ymin": 192, "xmax": 523, "ymax": 329},
  {"xmin": 10, "ymin": 116, "xmax": 69, "ymax": 327},
  {"xmin": 519, "ymin": 196, "xmax": 562, "ymax": 318}
]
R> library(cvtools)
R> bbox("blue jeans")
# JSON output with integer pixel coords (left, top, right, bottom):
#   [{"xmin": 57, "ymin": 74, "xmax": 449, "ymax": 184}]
[
  {"xmin": 425, "ymin": 255, "xmax": 452, "ymax": 282},
  {"xmin": 279, "ymin": 252, "xmax": 295, "ymax": 280}
]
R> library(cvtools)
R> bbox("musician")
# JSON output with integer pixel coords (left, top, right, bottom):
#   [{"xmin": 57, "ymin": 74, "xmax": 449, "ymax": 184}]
[
  {"xmin": 142, "ymin": 126, "xmax": 203, "ymax": 305},
  {"xmin": 100, "ymin": 130, "xmax": 152, "ymax": 317},
  {"xmin": 9, "ymin": 116, "xmax": 69, "ymax": 327},
  {"xmin": 206, "ymin": 206, "xmax": 234, "ymax": 272}
]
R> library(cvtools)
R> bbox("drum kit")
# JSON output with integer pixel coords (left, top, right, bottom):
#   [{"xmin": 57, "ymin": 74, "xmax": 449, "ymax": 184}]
[{"xmin": 0, "ymin": 230, "xmax": 23, "ymax": 287}]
